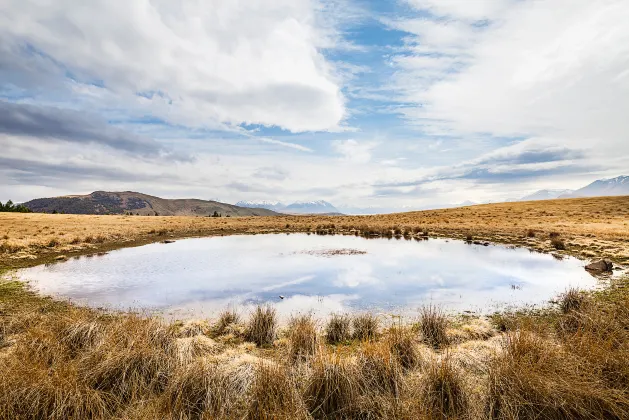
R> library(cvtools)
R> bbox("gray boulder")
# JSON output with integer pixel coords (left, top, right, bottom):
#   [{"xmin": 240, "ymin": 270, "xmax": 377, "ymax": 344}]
[{"xmin": 585, "ymin": 259, "xmax": 613, "ymax": 272}]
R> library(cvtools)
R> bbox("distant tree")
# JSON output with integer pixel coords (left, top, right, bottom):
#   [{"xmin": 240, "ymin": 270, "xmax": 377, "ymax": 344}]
[
  {"xmin": 0, "ymin": 200, "xmax": 32, "ymax": 213},
  {"xmin": 212, "ymin": 211, "xmax": 220, "ymax": 217},
  {"xmin": 52, "ymin": 210, "xmax": 58, "ymax": 214}
]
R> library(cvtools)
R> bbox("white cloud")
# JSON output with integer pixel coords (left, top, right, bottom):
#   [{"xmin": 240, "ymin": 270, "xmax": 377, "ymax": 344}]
[
  {"xmin": 393, "ymin": 0, "xmax": 629, "ymax": 158},
  {"xmin": 0, "ymin": 0, "xmax": 347, "ymax": 132},
  {"xmin": 333, "ymin": 139, "xmax": 377, "ymax": 164}
]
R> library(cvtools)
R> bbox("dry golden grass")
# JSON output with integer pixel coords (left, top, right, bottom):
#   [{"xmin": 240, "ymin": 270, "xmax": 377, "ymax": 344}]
[
  {"xmin": 2, "ymin": 195, "xmax": 629, "ymax": 269},
  {"xmin": 2, "ymin": 276, "xmax": 629, "ymax": 419},
  {"xmin": 2, "ymin": 195, "xmax": 629, "ymax": 418}
]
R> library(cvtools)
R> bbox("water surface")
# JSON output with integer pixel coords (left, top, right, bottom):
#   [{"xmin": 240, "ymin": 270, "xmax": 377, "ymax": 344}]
[{"xmin": 19, "ymin": 234, "xmax": 602, "ymax": 319}]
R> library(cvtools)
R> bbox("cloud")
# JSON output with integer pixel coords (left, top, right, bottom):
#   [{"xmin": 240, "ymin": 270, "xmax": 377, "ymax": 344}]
[
  {"xmin": 253, "ymin": 167, "xmax": 289, "ymax": 181},
  {"xmin": 0, "ymin": 0, "xmax": 347, "ymax": 132},
  {"xmin": 333, "ymin": 139, "xmax": 377, "ymax": 164},
  {"xmin": 0, "ymin": 100, "xmax": 178, "ymax": 157},
  {"xmin": 391, "ymin": 0, "xmax": 629, "ymax": 157}
]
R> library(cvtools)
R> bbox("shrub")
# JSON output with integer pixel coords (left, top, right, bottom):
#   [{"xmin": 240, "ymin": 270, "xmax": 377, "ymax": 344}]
[
  {"xmin": 418, "ymin": 305, "xmax": 449, "ymax": 349},
  {"xmin": 287, "ymin": 314, "xmax": 318, "ymax": 362},
  {"xmin": 325, "ymin": 314, "xmax": 351, "ymax": 344},
  {"xmin": 526, "ymin": 229, "xmax": 536, "ymax": 238},
  {"xmin": 47, "ymin": 238, "xmax": 60, "ymax": 248},
  {"xmin": 353, "ymin": 314, "xmax": 379, "ymax": 341},
  {"xmin": 245, "ymin": 305, "xmax": 277, "ymax": 347}
]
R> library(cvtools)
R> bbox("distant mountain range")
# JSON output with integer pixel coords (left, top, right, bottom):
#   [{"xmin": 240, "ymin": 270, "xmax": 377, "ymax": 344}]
[
  {"xmin": 520, "ymin": 176, "xmax": 629, "ymax": 202},
  {"xmin": 24, "ymin": 191, "xmax": 279, "ymax": 216},
  {"xmin": 236, "ymin": 200, "xmax": 341, "ymax": 215},
  {"xmin": 519, "ymin": 189, "xmax": 574, "ymax": 202}
]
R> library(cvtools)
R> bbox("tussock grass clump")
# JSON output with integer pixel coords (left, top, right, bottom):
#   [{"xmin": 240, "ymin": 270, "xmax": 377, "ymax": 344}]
[
  {"xmin": 358, "ymin": 342, "xmax": 403, "ymax": 396},
  {"xmin": 304, "ymin": 353, "xmax": 360, "ymax": 418},
  {"xmin": 213, "ymin": 309, "xmax": 241, "ymax": 336},
  {"xmin": 0, "ymin": 360, "xmax": 115, "ymax": 420},
  {"xmin": 287, "ymin": 314, "xmax": 318, "ymax": 362},
  {"xmin": 551, "ymin": 237, "xmax": 566, "ymax": 250},
  {"xmin": 246, "ymin": 305, "xmax": 277, "ymax": 347},
  {"xmin": 420, "ymin": 355, "xmax": 468, "ymax": 419},
  {"xmin": 248, "ymin": 363, "xmax": 306, "ymax": 419},
  {"xmin": 78, "ymin": 316, "xmax": 177, "ymax": 401},
  {"xmin": 559, "ymin": 287, "xmax": 588, "ymax": 314},
  {"xmin": 486, "ymin": 330, "xmax": 629, "ymax": 419},
  {"xmin": 386, "ymin": 326, "xmax": 421, "ymax": 370},
  {"xmin": 325, "ymin": 313, "xmax": 351, "ymax": 344},
  {"xmin": 353, "ymin": 313, "xmax": 379, "ymax": 341},
  {"xmin": 178, "ymin": 319, "xmax": 210, "ymax": 338},
  {"xmin": 418, "ymin": 305, "xmax": 449, "ymax": 349},
  {"xmin": 164, "ymin": 359, "xmax": 239, "ymax": 419}
]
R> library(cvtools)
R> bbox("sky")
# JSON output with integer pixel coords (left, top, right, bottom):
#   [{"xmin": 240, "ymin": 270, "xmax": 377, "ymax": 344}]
[{"xmin": 1, "ymin": 0, "xmax": 628, "ymax": 211}]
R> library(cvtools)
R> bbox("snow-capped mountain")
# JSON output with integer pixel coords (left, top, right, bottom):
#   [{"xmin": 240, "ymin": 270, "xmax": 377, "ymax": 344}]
[
  {"xmin": 235, "ymin": 200, "xmax": 285, "ymax": 211},
  {"xmin": 235, "ymin": 199, "xmax": 341, "ymax": 214},
  {"xmin": 564, "ymin": 176, "xmax": 629, "ymax": 198},
  {"xmin": 519, "ymin": 189, "xmax": 574, "ymax": 202},
  {"xmin": 283, "ymin": 200, "xmax": 340, "ymax": 214}
]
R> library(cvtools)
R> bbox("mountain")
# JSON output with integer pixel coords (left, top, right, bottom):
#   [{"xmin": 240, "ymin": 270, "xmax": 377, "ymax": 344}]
[
  {"xmin": 564, "ymin": 176, "xmax": 629, "ymax": 198},
  {"xmin": 235, "ymin": 200, "xmax": 286, "ymax": 212},
  {"xmin": 519, "ymin": 189, "xmax": 574, "ymax": 202},
  {"xmin": 23, "ymin": 191, "xmax": 279, "ymax": 216},
  {"xmin": 284, "ymin": 200, "xmax": 340, "ymax": 215}
]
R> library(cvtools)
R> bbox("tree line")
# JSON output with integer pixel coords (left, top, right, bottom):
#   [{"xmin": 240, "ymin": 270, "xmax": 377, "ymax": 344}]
[{"xmin": 0, "ymin": 200, "xmax": 32, "ymax": 213}]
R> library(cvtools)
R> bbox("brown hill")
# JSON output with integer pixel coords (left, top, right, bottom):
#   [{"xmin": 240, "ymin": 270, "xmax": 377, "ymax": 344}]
[{"xmin": 23, "ymin": 191, "xmax": 280, "ymax": 216}]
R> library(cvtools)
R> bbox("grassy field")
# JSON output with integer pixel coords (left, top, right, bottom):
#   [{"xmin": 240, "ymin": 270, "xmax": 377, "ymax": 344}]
[
  {"xmin": 1, "ymin": 196, "xmax": 629, "ymax": 419},
  {"xmin": 2, "ymin": 195, "xmax": 629, "ymax": 270}
]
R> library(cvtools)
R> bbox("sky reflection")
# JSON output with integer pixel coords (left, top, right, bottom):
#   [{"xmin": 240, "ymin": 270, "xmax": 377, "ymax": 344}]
[{"xmin": 19, "ymin": 234, "xmax": 604, "ymax": 320}]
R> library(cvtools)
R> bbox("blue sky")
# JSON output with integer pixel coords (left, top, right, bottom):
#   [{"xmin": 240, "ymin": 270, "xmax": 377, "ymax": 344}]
[{"xmin": 1, "ymin": 0, "xmax": 628, "ymax": 211}]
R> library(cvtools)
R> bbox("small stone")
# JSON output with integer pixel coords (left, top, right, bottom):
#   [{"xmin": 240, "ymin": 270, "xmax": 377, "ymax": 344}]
[
  {"xmin": 585, "ymin": 259, "xmax": 613, "ymax": 272},
  {"xmin": 55, "ymin": 255, "xmax": 67, "ymax": 261},
  {"xmin": 160, "ymin": 240, "xmax": 175, "ymax": 244}
]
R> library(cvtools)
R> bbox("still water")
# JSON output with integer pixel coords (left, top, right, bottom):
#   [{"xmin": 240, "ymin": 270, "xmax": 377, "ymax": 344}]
[{"xmin": 19, "ymin": 234, "xmax": 601, "ymax": 319}]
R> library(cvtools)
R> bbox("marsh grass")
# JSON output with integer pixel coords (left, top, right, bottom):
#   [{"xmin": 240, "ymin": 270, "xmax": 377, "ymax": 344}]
[
  {"xmin": 213, "ymin": 309, "xmax": 241, "ymax": 336},
  {"xmin": 420, "ymin": 355, "xmax": 468, "ymax": 420},
  {"xmin": 559, "ymin": 287, "xmax": 588, "ymax": 314},
  {"xmin": 163, "ymin": 359, "xmax": 239, "ymax": 419},
  {"xmin": 246, "ymin": 305, "xmax": 277, "ymax": 347},
  {"xmin": 486, "ymin": 329, "xmax": 629, "ymax": 419},
  {"xmin": 304, "ymin": 352, "xmax": 360, "ymax": 418},
  {"xmin": 419, "ymin": 305, "xmax": 449, "ymax": 349},
  {"xmin": 325, "ymin": 313, "xmax": 351, "ymax": 344},
  {"xmin": 286, "ymin": 314, "xmax": 318, "ymax": 362},
  {"xmin": 2, "ymin": 276, "xmax": 629, "ymax": 419},
  {"xmin": 386, "ymin": 325, "xmax": 421, "ymax": 370},
  {"xmin": 353, "ymin": 313, "xmax": 379, "ymax": 341},
  {"xmin": 248, "ymin": 363, "xmax": 306, "ymax": 419}
]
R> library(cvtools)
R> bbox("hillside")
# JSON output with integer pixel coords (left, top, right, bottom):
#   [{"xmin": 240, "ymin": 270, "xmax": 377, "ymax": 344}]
[{"xmin": 23, "ymin": 191, "xmax": 279, "ymax": 216}]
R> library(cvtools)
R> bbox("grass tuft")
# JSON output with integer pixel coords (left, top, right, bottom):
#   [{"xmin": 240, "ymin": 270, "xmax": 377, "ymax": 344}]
[
  {"xmin": 418, "ymin": 305, "xmax": 449, "ymax": 349},
  {"xmin": 245, "ymin": 305, "xmax": 277, "ymax": 347},
  {"xmin": 325, "ymin": 313, "xmax": 351, "ymax": 344},
  {"xmin": 286, "ymin": 314, "xmax": 318, "ymax": 362},
  {"xmin": 353, "ymin": 313, "xmax": 379, "ymax": 341},
  {"xmin": 420, "ymin": 355, "xmax": 468, "ymax": 419},
  {"xmin": 248, "ymin": 363, "xmax": 306, "ymax": 419},
  {"xmin": 304, "ymin": 352, "xmax": 360, "ymax": 418}
]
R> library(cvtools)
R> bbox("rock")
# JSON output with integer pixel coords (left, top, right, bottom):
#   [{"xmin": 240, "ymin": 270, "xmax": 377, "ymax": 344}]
[
  {"xmin": 160, "ymin": 240, "xmax": 175, "ymax": 244},
  {"xmin": 55, "ymin": 255, "xmax": 67, "ymax": 261},
  {"xmin": 585, "ymin": 259, "xmax": 613, "ymax": 272}
]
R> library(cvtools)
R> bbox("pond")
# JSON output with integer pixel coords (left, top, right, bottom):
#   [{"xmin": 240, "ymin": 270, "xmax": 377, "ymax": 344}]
[{"xmin": 18, "ymin": 234, "xmax": 604, "ymax": 320}]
